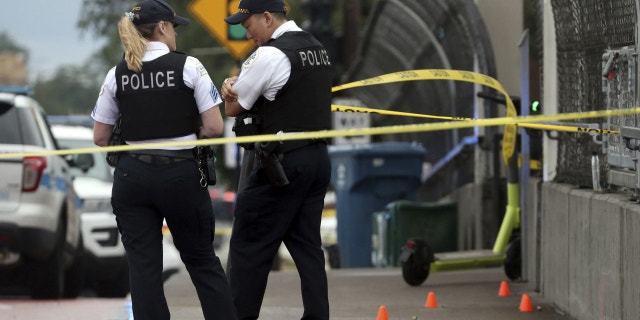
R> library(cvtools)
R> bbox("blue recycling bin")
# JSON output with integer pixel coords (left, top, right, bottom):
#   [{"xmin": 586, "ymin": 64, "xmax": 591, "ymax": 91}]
[{"xmin": 329, "ymin": 142, "xmax": 426, "ymax": 268}]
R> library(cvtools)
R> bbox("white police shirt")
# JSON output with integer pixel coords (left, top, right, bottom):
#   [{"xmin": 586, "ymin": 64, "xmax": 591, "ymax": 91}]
[
  {"xmin": 91, "ymin": 41, "xmax": 222, "ymax": 149},
  {"xmin": 233, "ymin": 21, "xmax": 302, "ymax": 111}
]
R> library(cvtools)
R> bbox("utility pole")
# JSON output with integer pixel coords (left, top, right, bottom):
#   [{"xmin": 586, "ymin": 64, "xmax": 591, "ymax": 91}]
[
  {"xmin": 342, "ymin": 0, "xmax": 360, "ymax": 68},
  {"xmin": 301, "ymin": 0, "xmax": 336, "ymax": 60}
]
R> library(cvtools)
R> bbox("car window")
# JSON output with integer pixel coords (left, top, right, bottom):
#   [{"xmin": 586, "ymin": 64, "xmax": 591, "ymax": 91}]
[
  {"xmin": 0, "ymin": 102, "xmax": 45, "ymax": 146},
  {"xmin": 0, "ymin": 102, "xmax": 22, "ymax": 144},
  {"xmin": 57, "ymin": 138, "xmax": 112, "ymax": 182},
  {"xmin": 42, "ymin": 114, "xmax": 63, "ymax": 151}
]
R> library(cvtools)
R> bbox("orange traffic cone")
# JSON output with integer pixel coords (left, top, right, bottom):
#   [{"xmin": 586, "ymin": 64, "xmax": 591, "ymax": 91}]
[
  {"xmin": 519, "ymin": 294, "xmax": 533, "ymax": 312},
  {"xmin": 425, "ymin": 291, "xmax": 438, "ymax": 308},
  {"xmin": 498, "ymin": 280, "xmax": 511, "ymax": 297},
  {"xmin": 376, "ymin": 305, "xmax": 389, "ymax": 320}
]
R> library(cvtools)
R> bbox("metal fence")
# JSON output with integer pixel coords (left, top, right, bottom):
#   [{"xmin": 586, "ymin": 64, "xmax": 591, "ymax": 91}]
[
  {"xmin": 342, "ymin": 0, "xmax": 497, "ymax": 201},
  {"xmin": 551, "ymin": 0, "xmax": 636, "ymax": 189}
]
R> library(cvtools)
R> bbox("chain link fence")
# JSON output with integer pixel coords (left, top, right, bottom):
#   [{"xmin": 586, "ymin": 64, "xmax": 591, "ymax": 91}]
[
  {"xmin": 341, "ymin": 0, "xmax": 497, "ymax": 201},
  {"xmin": 551, "ymin": 0, "xmax": 636, "ymax": 189}
]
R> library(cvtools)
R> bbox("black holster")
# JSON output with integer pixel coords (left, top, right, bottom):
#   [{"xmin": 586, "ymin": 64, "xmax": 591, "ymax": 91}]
[
  {"xmin": 197, "ymin": 145, "xmax": 217, "ymax": 186},
  {"xmin": 254, "ymin": 141, "xmax": 289, "ymax": 187},
  {"xmin": 232, "ymin": 113, "xmax": 261, "ymax": 150},
  {"xmin": 106, "ymin": 115, "xmax": 123, "ymax": 167}
]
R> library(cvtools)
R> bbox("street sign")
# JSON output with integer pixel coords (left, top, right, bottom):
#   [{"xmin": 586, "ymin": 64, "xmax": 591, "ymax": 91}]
[
  {"xmin": 188, "ymin": 0, "xmax": 255, "ymax": 60},
  {"xmin": 332, "ymin": 98, "xmax": 371, "ymax": 146}
]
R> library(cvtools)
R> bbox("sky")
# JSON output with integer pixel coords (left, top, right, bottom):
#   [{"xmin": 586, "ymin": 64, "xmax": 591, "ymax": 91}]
[{"xmin": 1, "ymin": 0, "xmax": 105, "ymax": 80}]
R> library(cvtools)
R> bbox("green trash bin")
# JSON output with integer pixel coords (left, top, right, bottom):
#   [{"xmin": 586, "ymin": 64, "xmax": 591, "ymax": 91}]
[{"xmin": 372, "ymin": 200, "xmax": 457, "ymax": 267}]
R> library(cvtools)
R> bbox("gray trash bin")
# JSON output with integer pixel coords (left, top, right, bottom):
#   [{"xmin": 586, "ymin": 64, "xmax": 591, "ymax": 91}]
[{"xmin": 329, "ymin": 142, "xmax": 426, "ymax": 268}]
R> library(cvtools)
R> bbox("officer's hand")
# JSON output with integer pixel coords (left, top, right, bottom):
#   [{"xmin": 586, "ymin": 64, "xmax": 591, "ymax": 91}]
[{"xmin": 221, "ymin": 77, "xmax": 238, "ymax": 103}]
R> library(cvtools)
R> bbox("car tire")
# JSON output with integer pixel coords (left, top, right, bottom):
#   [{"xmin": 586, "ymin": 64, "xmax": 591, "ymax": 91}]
[
  {"xmin": 96, "ymin": 261, "xmax": 129, "ymax": 298},
  {"xmin": 325, "ymin": 244, "xmax": 340, "ymax": 269},
  {"xmin": 31, "ymin": 224, "xmax": 65, "ymax": 299},
  {"xmin": 63, "ymin": 236, "xmax": 86, "ymax": 298}
]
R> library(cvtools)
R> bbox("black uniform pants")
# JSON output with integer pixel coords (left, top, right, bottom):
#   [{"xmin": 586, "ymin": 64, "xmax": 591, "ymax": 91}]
[
  {"xmin": 111, "ymin": 154, "xmax": 236, "ymax": 320},
  {"xmin": 228, "ymin": 142, "xmax": 331, "ymax": 320}
]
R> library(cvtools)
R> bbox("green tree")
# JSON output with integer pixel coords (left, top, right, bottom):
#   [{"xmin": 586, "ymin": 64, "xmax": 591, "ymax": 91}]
[
  {"xmin": 76, "ymin": 0, "xmax": 376, "ymax": 84},
  {"xmin": 76, "ymin": 0, "xmax": 252, "ymax": 188},
  {"xmin": 77, "ymin": 0, "xmax": 239, "ymax": 81},
  {"xmin": 33, "ymin": 65, "xmax": 101, "ymax": 115},
  {"xmin": 0, "ymin": 31, "xmax": 28, "ymax": 55},
  {"xmin": 74, "ymin": 0, "xmax": 375, "ymax": 188},
  {"xmin": 0, "ymin": 31, "xmax": 30, "ymax": 85}
]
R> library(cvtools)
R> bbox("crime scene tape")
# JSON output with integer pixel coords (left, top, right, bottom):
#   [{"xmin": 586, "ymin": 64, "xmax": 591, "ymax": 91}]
[
  {"xmin": 1, "ymin": 107, "xmax": 638, "ymax": 160},
  {"xmin": 0, "ymin": 69, "xmax": 637, "ymax": 160},
  {"xmin": 332, "ymin": 69, "xmax": 519, "ymax": 163},
  {"xmin": 516, "ymin": 122, "xmax": 619, "ymax": 135},
  {"xmin": 331, "ymin": 104, "xmax": 621, "ymax": 135}
]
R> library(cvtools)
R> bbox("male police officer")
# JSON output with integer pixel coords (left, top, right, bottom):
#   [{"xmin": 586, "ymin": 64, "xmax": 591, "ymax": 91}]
[{"xmin": 220, "ymin": 0, "xmax": 332, "ymax": 319}]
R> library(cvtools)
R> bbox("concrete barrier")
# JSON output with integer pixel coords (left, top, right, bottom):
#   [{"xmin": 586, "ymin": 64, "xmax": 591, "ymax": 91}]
[{"xmin": 536, "ymin": 181, "xmax": 640, "ymax": 319}]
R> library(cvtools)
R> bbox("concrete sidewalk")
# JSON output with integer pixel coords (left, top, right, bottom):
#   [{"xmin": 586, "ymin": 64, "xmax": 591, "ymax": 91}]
[{"xmin": 165, "ymin": 266, "xmax": 571, "ymax": 320}]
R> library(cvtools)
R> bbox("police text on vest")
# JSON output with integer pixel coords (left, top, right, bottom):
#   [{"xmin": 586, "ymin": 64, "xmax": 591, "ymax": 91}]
[
  {"xmin": 120, "ymin": 70, "xmax": 176, "ymax": 92},
  {"xmin": 298, "ymin": 49, "xmax": 331, "ymax": 67}
]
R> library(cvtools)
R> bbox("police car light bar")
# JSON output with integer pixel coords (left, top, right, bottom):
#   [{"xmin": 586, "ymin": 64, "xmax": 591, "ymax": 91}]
[{"xmin": 0, "ymin": 85, "xmax": 34, "ymax": 96}]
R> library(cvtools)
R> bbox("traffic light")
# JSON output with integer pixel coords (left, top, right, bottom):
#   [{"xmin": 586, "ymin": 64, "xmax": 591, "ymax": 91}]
[
  {"xmin": 228, "ymin": 24, "xmax": 247, "ymax": 41},
  {"xmin": 227, "ymin": 0, "xmax": 246, "ymax": 40},
  {"xmin": 530, "ymin": 100, "xmax": 541, "ymax": 114}
]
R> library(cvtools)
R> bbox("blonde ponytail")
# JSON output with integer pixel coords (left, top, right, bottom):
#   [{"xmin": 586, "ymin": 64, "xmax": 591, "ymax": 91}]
[
  {"xmin": 118, "ymin": 15, "xmax": 148, "ymax": 73},
  {"xmin": 118, "ymin": 13, "xmax": 164, "ymax": 72}
]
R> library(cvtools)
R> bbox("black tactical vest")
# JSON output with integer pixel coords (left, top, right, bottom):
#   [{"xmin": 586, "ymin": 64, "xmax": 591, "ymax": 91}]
[
  {"xmin": 115, "ymin": 52, "xmax": 199, "ymax": 141},
  {"xmin": 252, "ymin": 31, "xmax": 332, "ymax": 134}
]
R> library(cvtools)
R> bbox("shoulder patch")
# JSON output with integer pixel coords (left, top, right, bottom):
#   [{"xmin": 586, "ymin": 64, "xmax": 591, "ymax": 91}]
[
  {"xmin": 196, "ymin": 62, "xmax": 209, "ymax": 77},
  {"xmin": 242, "ymin": 51, "xmax": 259, "ymax": 69}
]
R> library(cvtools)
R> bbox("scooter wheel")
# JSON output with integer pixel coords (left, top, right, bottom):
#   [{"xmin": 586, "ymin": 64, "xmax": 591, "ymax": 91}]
[
  {"xmin": 504, "ymin": 236, "xmax": 522, "ymax": 281},
  {"xmin": 401, "ymin": 253, "xmax": 429, "ymax": 286},
  {"xmin": 400, "ymin": 238, "xmax": 432, "ymax": 286}
]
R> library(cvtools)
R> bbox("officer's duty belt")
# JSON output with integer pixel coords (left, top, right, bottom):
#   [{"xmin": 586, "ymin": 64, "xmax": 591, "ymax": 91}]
[
  {"xmin": 127, "ymin": 148, "xmax": 195, "ymax": 166},
  {"xmin": 282, "ymin": 139, "xmax": 327, "ymax": 153}
]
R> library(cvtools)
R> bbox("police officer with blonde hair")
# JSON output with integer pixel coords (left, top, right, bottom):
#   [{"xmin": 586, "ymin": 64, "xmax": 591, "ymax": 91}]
[
  {"xmin": 92, "ymin": 1, "xmax": 236, "ymax": 319},
  {"xmin": 221, "ymin": 0, "xmax": 333, "ymax": 319}
]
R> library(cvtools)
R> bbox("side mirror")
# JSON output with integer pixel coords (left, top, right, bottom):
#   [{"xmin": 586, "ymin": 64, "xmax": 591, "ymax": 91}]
[{"xmin": 73, "ymin": 153, "xmax": 95, "ymax": 171}]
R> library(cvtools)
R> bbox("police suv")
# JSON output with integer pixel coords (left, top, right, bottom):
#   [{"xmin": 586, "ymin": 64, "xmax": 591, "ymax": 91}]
[
  {"xmin": 51, "ymin": 124, "xmax": 128, "ymax": 297},
  {"xmin": 0, "ymin": 86, "xmax": 86, "ymax": 299}
]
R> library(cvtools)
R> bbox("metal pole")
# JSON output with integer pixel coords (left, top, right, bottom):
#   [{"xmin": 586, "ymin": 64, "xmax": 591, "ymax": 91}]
[
  {"xmin": 518, "ymin": 29, "xmax": 530, "ymax": 282},
  {"xmin": 342, "ymin": 0, "xmax": 360, "ymax": 68}
]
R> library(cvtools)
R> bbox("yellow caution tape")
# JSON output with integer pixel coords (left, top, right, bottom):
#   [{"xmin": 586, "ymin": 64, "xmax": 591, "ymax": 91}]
[
  {"xmin": 215, "ymin": 227, "xmax": 233, "ymax": 236},
  {"xmin": 516, "ymin": 122, "xmax": 618, "ymax": 134},
  {"xmin": 332, "ymin": 69, "xmax": 518, "ymax": 163},
  {"xmin": 1, "ymin": 107, "xmax": 638, "ymax": 159},
  {"xmin": 164, "ymin": 226, "xmax": 232, "ymax": 236},
  {"xmin": 332, "ymin": 105, "xmax": 466, "ymax": 121},
  {"xmin": 518, "ymin": 157, "xmax": 542, "ymax": 170},
  {"xmin": 0, "ymin": 69, "xmax": 635, "ymax": 160},
  {"xmin": 331, "ymin": 104, "xmax": 620, "ymax": 135}
]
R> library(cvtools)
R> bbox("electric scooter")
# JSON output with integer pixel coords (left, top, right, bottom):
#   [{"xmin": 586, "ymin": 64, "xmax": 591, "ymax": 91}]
[{"xmin": 399, "ymin": 92, "xmax": 523, "ymax": 286}]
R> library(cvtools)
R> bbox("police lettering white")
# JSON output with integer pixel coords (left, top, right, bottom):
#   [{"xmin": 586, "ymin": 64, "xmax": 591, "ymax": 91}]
[
  {"xmin": 120, "ymin": 70, "xmax": 175, "ymax": 91},
  {"xmin": 298, "ymin": 49, "xmax": 331, "ymax": 67}
]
